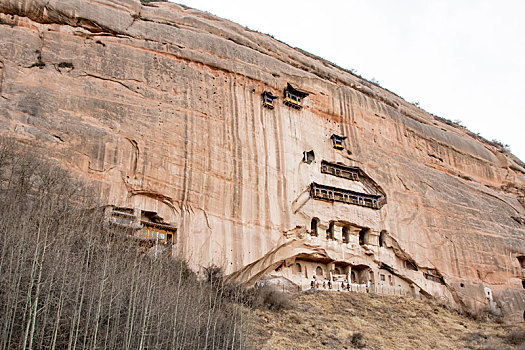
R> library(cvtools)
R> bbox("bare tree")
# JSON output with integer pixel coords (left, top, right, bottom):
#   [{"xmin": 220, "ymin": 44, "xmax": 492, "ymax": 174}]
[{"xmin": 0, "ymin": 140, "xmax": 252, "ymax": 350}]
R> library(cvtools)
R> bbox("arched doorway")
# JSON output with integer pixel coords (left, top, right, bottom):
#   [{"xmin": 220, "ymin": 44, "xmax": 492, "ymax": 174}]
[
  {"xmin": 351, "ymin": 271, "xmax": 357, "ymax": 283},
  {"xmin": 342, "ymin": 226, "xmax": 350, "ymax": 243},
  {"xmin": 315, "ymin": 266, "xmax": 324, "ymax": 279},
  {"xmin": 518, "ymin": 256, "xmax": 525, "ymax": 269},
  {"xmin": 353, "ymin": 264, "xmax": 372, "ymax": 284},
  {"xmin": 379, "ymin": 230, "xmax": 386, "ymax": 247},
  {"xmin": 359, "ymin": 228, "xmax": 369, "ymax": 245},
  {"xmin": 366, "ymin": 268, "xmax": 375, "ymax": 285},
  {"xmin": 292, "ymin": 263, "xmax": 302, "ymax": 275},
  {"xmin": 326, "ymin": 221, "xmax": 334, "ymax": 240},
  {"xmin": 311, "ymin": 218, "xmax": 319, "ymax": 236}
]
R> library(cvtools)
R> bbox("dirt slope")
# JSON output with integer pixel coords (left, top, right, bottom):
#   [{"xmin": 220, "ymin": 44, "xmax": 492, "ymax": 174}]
[{"xmin": 249, "ymin": 290, "xmax": 525, "ymax": 350}]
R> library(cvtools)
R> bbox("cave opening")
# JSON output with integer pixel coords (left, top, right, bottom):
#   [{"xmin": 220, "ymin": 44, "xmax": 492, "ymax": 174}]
[
  {"xmin": 303, "ymin": 150, "xmax": 315, "ymax": 164},
  {"xmin": 358, "ymin": 228, "xmax": 369, "ymax": 245},
  {"xmin": 310, "ymin": 218, "xmax": 319, "ymax": 236},
  {"xmin": 379, "ymin": 230, "xmax": 386, "ymax": 247},
  {"xmin": 315, "ymin": 266, "xmax": 324, "ymax": 279},
  {"xmin": 342, "ymin": 226, "xmax": 350, "ymax": 243},
  {"xmin": 326, "ymin": 221, "xmax": 334, "ymax": 240},
  {"xmin": 518, "ymin": 256, "xmax": 525, "ymax": 269}
]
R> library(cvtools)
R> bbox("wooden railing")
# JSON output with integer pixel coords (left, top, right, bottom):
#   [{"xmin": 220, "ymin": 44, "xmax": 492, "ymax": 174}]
[
  {"xmin": 320, "ymin": 161, "xmax": 386, "ymax": 204},
  {"xmin": 320, "ymin": 161, "xmax": 359, "ymax": 181},
  {"xmin": 424, "ymin": 273, "xmax": 445, "ymax": 284},
  {"xmin": 302, "ymin": 283, "xmax": 416, "ymax": 297},
  {"xmin": 310, "ymin": 183, "xmax": 383, "ymax": 209}
]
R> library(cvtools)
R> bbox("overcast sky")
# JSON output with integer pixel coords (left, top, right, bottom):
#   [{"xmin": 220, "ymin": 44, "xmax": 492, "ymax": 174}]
[{"xmin": 175, "ymin": 0, "xmax": 525, "ymax": 162}]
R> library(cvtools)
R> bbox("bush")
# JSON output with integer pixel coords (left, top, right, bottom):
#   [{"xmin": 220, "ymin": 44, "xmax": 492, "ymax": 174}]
[
  {"xmin": 203, "ymin": 264, "xmax": 291, "ymax": 311},
  {"xmin": 505, "ymin": 330, "xmax": 525, "ymax": 345},
  {"xmin": 350, "ymin": 332, "xmax": 366, "ymax": 348},
  {"xmin": 248, "ymin": 285, "xmax": 292, "ymax": 311}
]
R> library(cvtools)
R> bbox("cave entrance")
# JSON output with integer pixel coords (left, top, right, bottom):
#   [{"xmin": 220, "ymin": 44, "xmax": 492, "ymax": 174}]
[
  {"xmin": 404, "ymin": 260, "xmax": 418, "ymax": 271},
  {"xmin": 326, "ymin": 221, "xmax": 334, "ymax": 240},
  {"xmin": 333, "ymin": 262, "xmax": 350, "ymax": 279},
  {"xmin": 342, "ymin": 225, "xmax": 350, "ymax": 243},
  {"xmin": 352, "ymin": 265, "xmax": 373, "ymax": 284},
  {"xmin": 359, "ymin": 228, "xmax": 370, "ymax": 245},
  {"xmin": 351, "ymin": 271, "xmax": 357, "ymax": 283},
  {"xmin": 303, "ymin": 150, "xmax": 315, "ymax": 164},
  {"xmin": 315, "ymin": 266, "xmax": 324, "ymax": 279},
  {"xmin": 311, "ymin": 218, "xmax": 319, "ymax": 236},
  {"xmin": 518, "ymin": 256, "xmax": 525, "ymax": 269},
  {"xmin": 379, "ymin": 230, "xmax": 386, "ymax": 247},
  {"xmin": 292, "ymin": 263, "xmax": 302, "ymax": 275}
]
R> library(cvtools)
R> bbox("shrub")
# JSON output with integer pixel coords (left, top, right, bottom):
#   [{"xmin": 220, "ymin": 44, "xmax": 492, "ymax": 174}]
[
  {"xmin": 350, "ymin": 332, "xmax": 366, "ymax": 348},
  {"xmin": 203, "ymin": 264, "xmax": 291, "ymax": 311},
  {"xmin": 250, "ymin": 285, "xmax": 292, "ymax": 311},
  {"xmin": 505, "ymin": 329, "xmax": 525, "ymax": 345}
]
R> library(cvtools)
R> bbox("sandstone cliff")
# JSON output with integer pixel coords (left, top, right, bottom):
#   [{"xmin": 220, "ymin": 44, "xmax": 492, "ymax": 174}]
[{"xmin": 0, "ymin": 0, "xmax": 524, "ymax": 320}]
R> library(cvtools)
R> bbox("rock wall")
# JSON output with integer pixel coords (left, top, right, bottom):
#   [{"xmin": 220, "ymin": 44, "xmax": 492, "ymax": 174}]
[{"xmin": 1, "ymin": 0, "xmax": 525, "ymax": 320}]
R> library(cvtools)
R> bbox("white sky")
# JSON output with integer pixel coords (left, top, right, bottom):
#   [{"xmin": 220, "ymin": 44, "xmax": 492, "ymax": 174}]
[{"xmin": 175, "ymin": 0, "xmax": 525, "ymax": 162}]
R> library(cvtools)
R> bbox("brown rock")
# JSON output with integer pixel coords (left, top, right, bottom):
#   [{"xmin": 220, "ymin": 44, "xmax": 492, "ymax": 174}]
[{"xmin": 0, "ymin": 0, "xmax": 524, "ymax": 320}]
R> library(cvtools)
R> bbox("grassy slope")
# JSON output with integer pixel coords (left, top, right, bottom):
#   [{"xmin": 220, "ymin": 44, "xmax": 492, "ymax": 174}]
[{"xmin": 248, "ymin": 290, "xmax": 525, "ymax": 350}]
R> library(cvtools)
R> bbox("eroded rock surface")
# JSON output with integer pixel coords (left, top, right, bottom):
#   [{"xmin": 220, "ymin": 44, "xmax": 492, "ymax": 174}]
[{"xmin": 1, "ymin": 0, "xmax": 525, "ymax": 320}]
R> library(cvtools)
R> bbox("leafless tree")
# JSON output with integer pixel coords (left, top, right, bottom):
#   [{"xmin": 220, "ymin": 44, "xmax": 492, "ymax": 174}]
[{"xmin": 0, "ymin": 139, "xmax": 251, "ymax": 349}]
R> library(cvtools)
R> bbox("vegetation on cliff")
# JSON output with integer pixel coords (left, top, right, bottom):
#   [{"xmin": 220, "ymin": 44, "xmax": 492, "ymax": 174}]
[{"xmin": 0, "ymin": 141, "xmax": 252, "ymax": 350}]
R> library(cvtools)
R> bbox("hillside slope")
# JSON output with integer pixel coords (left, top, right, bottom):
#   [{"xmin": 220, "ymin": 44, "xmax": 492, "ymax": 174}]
[{"xmin": 249, "ymin": 291, "xmax": 524, "ymax": 350}]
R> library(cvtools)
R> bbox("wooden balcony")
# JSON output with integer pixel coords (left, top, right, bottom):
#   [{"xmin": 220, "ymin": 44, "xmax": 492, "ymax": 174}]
[{"xmin": 310, "ymin": 182, "xmax": 384, "ymax": 209}]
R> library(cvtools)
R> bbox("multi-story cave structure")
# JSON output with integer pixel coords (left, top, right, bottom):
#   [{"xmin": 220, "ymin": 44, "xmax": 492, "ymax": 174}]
[{"xmin": 1, "ymin": 0, "xmax": 525, "ymax": 321}]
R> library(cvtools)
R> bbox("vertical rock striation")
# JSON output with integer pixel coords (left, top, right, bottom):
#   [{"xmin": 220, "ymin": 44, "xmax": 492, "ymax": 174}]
[{"xmin": 0, "ymin": 0, "xmax": 524, "ymax": 320}]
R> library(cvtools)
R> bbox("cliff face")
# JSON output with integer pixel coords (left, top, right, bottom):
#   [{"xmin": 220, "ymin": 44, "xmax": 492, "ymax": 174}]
[{"xmin": 1, "ymin": 0, "xmax": 525, "ymax": 320}]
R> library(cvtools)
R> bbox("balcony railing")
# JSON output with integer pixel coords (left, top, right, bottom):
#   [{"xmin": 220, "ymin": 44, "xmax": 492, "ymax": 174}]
[
  {"xmin": 423, "ymin": 272, "xmax": 445, "ymax": 284},
  {"xmin": 320, "ymin": 161, "xmax": 359, "ymax": 181},
  {"xmin": 310, "ymin": 183, "xmax": 383, "ymax": 209}
]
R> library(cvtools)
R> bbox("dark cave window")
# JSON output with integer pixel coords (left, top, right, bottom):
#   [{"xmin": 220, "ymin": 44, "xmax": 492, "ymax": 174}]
[
  {"xmin": 379, "ymin": 230, "xmax": 386, "ymax": 247},
  {"xmin": 358, "ymin": 228, "xmax": 369, "ymax": 245},
  {"xmin": 326, "ymin": 221, "xmax": 334, "ymax": 240},
  {"xmin": 518, "ymin": 256, "xmax": 525, "ymax": 269},
  {"xmin": 303, "ymin": 150, "xmax": 315, "ymax": 164},
  {"xmin": 342, "ymin": 226, "xmax": 350, "ymax": 243},
  {"xmin": 310, "ymin": 218, "xmax": 319, "ymax": 236}
]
